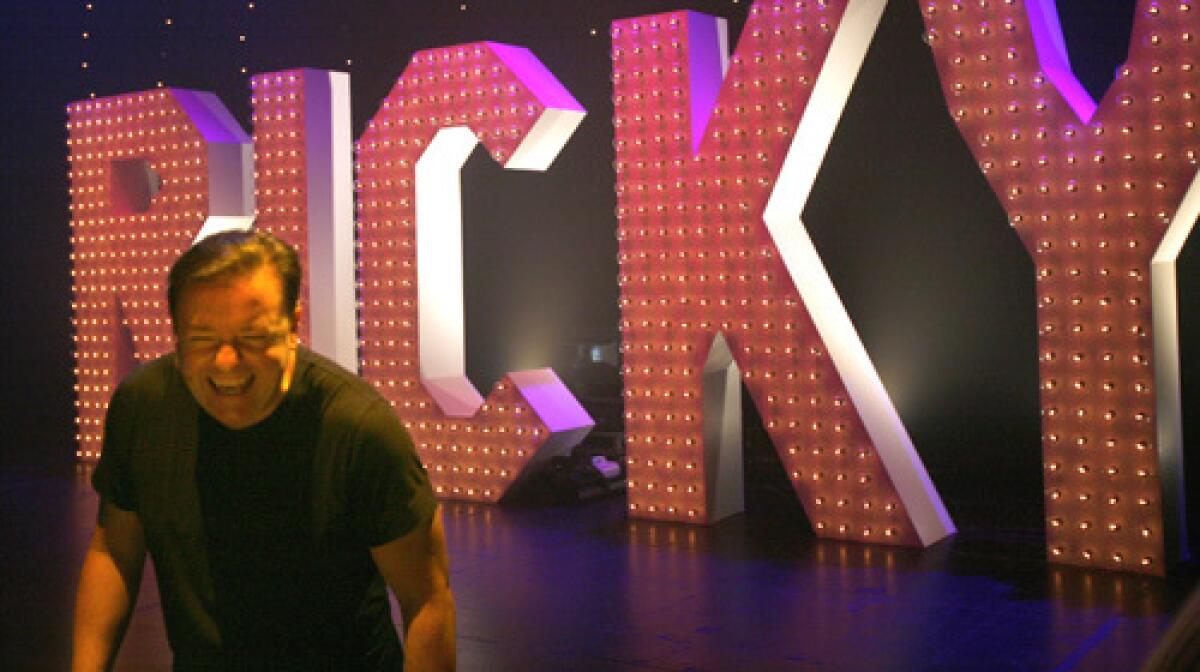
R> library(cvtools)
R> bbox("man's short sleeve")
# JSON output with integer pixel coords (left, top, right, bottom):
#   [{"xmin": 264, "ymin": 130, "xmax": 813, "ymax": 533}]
[
  {"xmin": 92, "ymin": 382, "xmax": 139, "ymax": 512},
  {"xmin": 347, "ymin": 401, "xmax": 438, "ymax": 548}
]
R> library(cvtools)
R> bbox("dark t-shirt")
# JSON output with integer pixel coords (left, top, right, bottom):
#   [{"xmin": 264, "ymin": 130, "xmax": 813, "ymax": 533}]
[{"xmin": 93, "ymin": 348, "xmax": 437, "ymax": 670}]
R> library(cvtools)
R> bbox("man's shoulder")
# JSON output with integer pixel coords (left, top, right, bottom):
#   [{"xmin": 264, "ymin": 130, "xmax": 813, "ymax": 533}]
[
  {"xmin": 114, "ymin": 352, "xmax": 183, "ymax": 400},
  {"xmin": 295, "ymin": 348, "xmax": 396, "ymax": 426},
  {"xmin": 293, "ymin": 349, "xmax": 417, "ymax": 462},
  {"xmin": 102, "ymin": 353, "xmax": 191, "ymax": 458}
]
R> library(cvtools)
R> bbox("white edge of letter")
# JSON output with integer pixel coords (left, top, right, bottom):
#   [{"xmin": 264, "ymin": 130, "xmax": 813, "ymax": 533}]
[
  {"xmin": 303, "ymin": 69, "xmax": 359, "ymax": 372},
  {"xmin": 172, "ymin": 89, "xmax": 255, "ymax": 244},
  {"xmin": 503, "ymin": 369, "xmax": 595, "ymax": 492},
  {"xmin": 1150, "ymin": 170, "xmax": 1199, "ymax": 562},
  {"xmin": 1023, "ymin": 0, "xmax": 1098, "ymax": 123},
  {"xmin": 762, "ymin": 0, "xmax": 955, "ymax": 546},
  {"xmin": 485, "ymin": 42, "xmax": 587, "ymax": 171},
  {"xmin": 416, "ymin": 126, "xmax": 480, "ymax": 417}
]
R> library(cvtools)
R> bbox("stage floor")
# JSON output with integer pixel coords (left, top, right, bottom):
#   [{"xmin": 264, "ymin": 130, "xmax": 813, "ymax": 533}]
[{"xmin": 2, "ymin": 466, "xmax": 1195, "ymax": 671}]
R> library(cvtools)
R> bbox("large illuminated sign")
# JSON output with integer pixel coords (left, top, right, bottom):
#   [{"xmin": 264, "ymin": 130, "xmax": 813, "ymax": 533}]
[
  {"xmin": 921, "ymin": 0, "xmax": 1198, "ymax": 574},
  {"xmin": 64, "ymin": 1, "xmax": 1193, "ymax": 568},
  {"xmin": 611, "ymin": 0, "xmax": 954, "ymax": 546}
]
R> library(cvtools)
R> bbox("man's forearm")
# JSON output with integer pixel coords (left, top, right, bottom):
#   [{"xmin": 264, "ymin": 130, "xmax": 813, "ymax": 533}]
[
  {"xmin": 402, "ymin": 589, "xmax": 456, "ymax": 672},
  {"xmin": 72, "ymin": 544, "xmax": 142, "ymax": 671}
]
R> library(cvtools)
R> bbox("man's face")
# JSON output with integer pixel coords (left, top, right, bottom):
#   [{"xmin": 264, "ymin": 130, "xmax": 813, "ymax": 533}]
[{"xmin": 174, "ymin": 265, "xmax": 297, "ymax": 429}]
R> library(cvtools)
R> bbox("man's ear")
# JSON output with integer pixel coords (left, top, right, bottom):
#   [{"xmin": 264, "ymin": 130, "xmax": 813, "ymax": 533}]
[
  {"xmin": 290, "ymin": 301, "xmax": 303, "ymax": 338},
  {"xmin": 171, "ymin": 326, "xmax": 184, "ymax": 367},
  {"xmin": 290, "ymin": 300, "xmax": 304, "ymax": 345}
]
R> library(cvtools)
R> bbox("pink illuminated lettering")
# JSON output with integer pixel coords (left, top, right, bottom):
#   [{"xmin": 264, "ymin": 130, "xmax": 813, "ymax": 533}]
[
  {"xmin": 66, "ymin": 90, "xmax": 253, "ymax": 458},
  {"xmin": 63, "ymin": 5, "xmax": 1194, "ymax": 574},
  {"xmin": 251, "ymin": 69, "xmax": 358, "ymax": 370},
  {"xmin": 612, "ymin": 0, "xmax": 955, "ymax": 546},
  {"xmin": 355, "ymin": 43, "xmax": 594, "ymax": 501},
  {"xmin": 921, "ymin": 0, "xmax": 1200, "ymax": 574}
]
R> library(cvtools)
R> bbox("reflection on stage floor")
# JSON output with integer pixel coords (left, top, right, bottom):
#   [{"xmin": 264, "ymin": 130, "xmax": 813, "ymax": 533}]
[{"xmin": 1, "ymin": 466, "xmax": 1194, "ymax": 671}]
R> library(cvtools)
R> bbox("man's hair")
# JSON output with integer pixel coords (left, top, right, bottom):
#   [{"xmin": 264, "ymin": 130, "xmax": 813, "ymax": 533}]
[{"xmin": 167, "ymin": 230, "xmax": 301, "ymax": 329}]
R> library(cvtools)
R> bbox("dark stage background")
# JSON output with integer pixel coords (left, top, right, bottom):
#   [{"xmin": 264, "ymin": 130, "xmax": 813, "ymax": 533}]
[{"xmin": 1, "ymin": 1, "xmax": 1196, "ymax": 551}]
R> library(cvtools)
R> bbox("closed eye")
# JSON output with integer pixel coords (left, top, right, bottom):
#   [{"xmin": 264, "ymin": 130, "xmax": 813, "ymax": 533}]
[
  {"xmin": 186, "ymin": 335, "xmax": 219, "ymax": 348},
  {"xmin": 238, "ymin": 333, "xmax": 272, "ymax": 349}
]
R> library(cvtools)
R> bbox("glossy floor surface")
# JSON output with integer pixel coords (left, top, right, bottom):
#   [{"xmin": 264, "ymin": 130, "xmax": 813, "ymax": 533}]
[{"xmin": 2, "ymin": 466, "xmax": 1196, "ymax": 671}]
